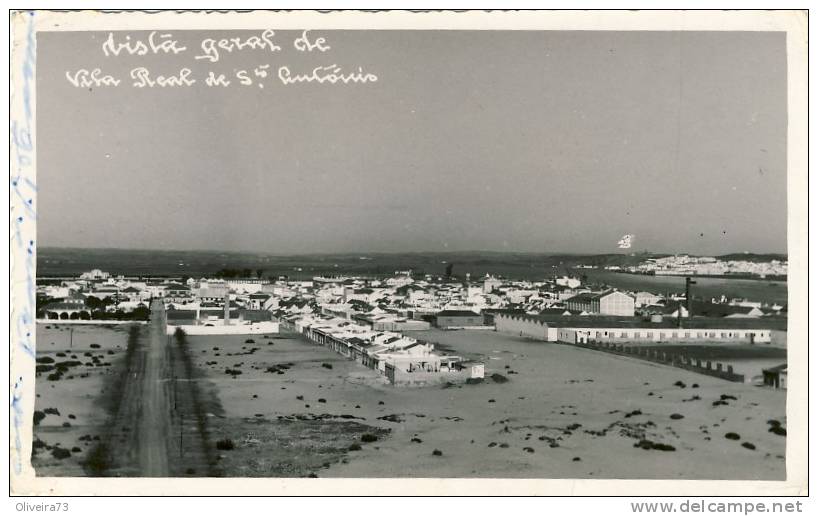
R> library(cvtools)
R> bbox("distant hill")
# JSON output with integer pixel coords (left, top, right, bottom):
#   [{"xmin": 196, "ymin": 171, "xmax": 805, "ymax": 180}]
[
  {"xmin": 35, "ymin": 247, "xmax": 786, "ymax": 280},
  {"xmin": 715, "ymin": 253, "xmax": 787, "ymax": 262}
]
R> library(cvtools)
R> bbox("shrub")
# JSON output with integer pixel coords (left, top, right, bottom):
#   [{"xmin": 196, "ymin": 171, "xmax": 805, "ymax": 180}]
[
  {"xmin": 673, "ymin": 381, "xmax": 686, "ymax": 388},
  {"xmin": 490, "ymin": 373, "xmax": 509, "ymax": 384},
  {"xmin": 215, "ymin": 438, "xmax": 235, "ymax": 451},
  {"xmin": 769, "ymin": 426, "xmax": 787, "ymax": 436},
  {"xmin": 348, "ymin": 443, "xmax": 361, "ymax": 451},
  {"xmin": 741, "ymin": 442, "xmax": 756, "ymax": 450},
  {"xmin": 670, "ymin": 413, "xmax": 684, "ymax": 420},
  {"xmin": 724, "ymin": 432, "xmax": 741, "ymax": 440},
  {"xmin": 361, "ymin": 434, "xmax": 378, "ymax": 443},
  {"xmin": 318, "ymin": 398, "xmax": 326, "ymax": 403},
  {"xmin": 432, "ymin": 449, "xmax": 443, "ymax": 456},
  {"xmin": 321, "ymin": 363, "xmax": 333, "ymax": 369},
  {"xmin": 245, "ymin": 339, "xmax": 255, "ymax": 344},
  {"xmin": 90, "ymin": 343, "xmax": 101, "ymax": 349},
  {"xmin": 51, "ymin": 447, "xmax": 71, "ymax": 460},
  {"xmin": 36, "ymin": 356, "xmax": 55, "ymax": 364},
  {"xmin": 33, "ymin": 411, "xmax": 46, "ymax": 426}
]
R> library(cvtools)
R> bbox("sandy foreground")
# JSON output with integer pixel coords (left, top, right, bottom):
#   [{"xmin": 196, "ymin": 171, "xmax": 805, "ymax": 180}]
[
  {"xmin": 32, "ymin": 324, "xmax": 787, "ymax": 479},
  {"xmin": 31, "ymin": 324, "xmax": 134, "ymax": 476},
  {"xmin": 190, "ymin": 328, "xmax": 787, "ymax": 479}
]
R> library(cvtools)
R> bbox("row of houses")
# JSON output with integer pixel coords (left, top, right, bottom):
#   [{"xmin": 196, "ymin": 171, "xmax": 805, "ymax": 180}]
[{"xmin": 291, "ymin": 315, "xmax": 484, "ymax": 386}]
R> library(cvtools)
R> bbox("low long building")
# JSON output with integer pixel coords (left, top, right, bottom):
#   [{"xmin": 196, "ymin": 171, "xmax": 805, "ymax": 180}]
[{"xmin": 495, "ymin": 313, "xmax": 785, "ymax": 344}]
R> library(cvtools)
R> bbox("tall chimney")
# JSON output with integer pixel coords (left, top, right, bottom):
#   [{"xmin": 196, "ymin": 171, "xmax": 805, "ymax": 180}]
[
  {"xmin": 224, "ymin": 291, "xmax": 231, "ymax": 325},
  {"xmin": 685, "ymin": 277, "xmax": 696, "ymax": 318}
]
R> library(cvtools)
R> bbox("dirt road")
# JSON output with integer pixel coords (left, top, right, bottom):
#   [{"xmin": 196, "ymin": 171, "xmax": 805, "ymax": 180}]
[{"xmin": 137, "ymin": 299, "xmax": 171, "ymax": 476}]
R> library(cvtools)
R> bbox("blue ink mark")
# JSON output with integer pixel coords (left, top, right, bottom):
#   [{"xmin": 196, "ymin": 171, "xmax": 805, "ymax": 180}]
[
  {"xmin": 11, "ymin": 377, "xmax": 25, "ymax": 474},
  {"xmin": 10, "ymin": 11, "xmax": 37, "ymax": 478}
]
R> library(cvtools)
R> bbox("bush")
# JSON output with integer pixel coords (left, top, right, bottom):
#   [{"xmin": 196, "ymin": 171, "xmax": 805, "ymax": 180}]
[
  {"xmin": 432, "ymin": 449, "xmax": 443, "ymax": 456},
  {"xmin": 215, "ymin": 438, "xmax": 235, "ymax": 451},
  {"xmin": 36, "ymin": 356, "xmax": 55, "ymax": 364},
  {"xmin": 90, "ymin": 343, "xmax": 101, "ymax": 349},
  {"xmin": 321, "ymin": 363, "xmax": 333, "ymax": 369},
  {"xmin": 670, "ymin": 413, "xmax": 684, "ymax": 420},
  {"xmin": 318, "ymin": 398, "xmax": 326, "ymax": 403},
  {"xmin": 245, "ymin": 339, "xmax": 255, "ymax": 344},
  {"xmin": 741, "ymin": 442, "xmax": 756, "ymax": 450},
  {"xmin": 361, "ymin": 434, "xmax": 378, "ymax": 443},
  {"xmin": 33, "ymin": 411, "xmax": 46, "ymax": 426},
  {"xmin": 348, "ymin": 443, "xmax": 361, "ymax": 451},
  {"xmin": 490, "ymin": 373, "xmax": 509, "ymax": 384},
  {"xmin": 724, "ymin": 432, "xmax": 741, "ymax": 440},
  {"xmin": 51, "ymin": 447, "xmax": 71, "ymax": 460},
  {"xmin": 769, "ymin": 426, "xmax": 787, "ymax": 436},
  {"xmin": 673, "ymin": 381, "xmax": 686, "ymax": 388}
]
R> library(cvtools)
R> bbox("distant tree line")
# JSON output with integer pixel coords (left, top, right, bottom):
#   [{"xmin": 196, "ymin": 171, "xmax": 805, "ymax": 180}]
[{"xmin": 213, "ymin": 268, "xmax": 266, "ymax": 279}]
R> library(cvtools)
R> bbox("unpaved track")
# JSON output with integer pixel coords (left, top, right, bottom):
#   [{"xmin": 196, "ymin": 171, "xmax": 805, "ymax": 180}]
[{"xmin": 138, "ymin": 299, "xmax": 171, "ymax": 476}]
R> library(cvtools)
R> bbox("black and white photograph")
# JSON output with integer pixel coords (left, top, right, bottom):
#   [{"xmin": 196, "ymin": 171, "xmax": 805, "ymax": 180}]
[{"xmin": 9, "ymin": 9, "xmax": 808, "ymax": 497}]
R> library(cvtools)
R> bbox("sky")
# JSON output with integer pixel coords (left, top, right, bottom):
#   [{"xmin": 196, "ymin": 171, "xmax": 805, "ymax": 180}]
[{"xmin": 36, "ymin": 30, "xmax": 787, "ymax": 255}]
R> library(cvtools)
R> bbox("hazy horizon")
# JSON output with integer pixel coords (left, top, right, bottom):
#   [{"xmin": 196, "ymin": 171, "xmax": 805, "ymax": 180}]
[
  {"xmin": 37, "ymin": 30, "xmax": 787, "ymax": 255},
  {"xmin": 38, "ymin": 244, "xmax": 787, "ymax": 257}
]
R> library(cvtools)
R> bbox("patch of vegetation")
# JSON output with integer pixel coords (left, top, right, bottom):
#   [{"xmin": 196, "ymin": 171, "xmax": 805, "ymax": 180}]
[
  {"xmin": 215, "ymin": 438, "xmax": 236, "ymax": 451},
  {"xmin": 360, "ymin": 434, "xmax": 378, "ymax": 443},
  {"xmin": 51, "ymin": 447, "xmax": 71, "ymax": 460},
  {"xmin": 724, "ymin": 432, "xmax": 741, "ymax": 440},
  {"xmin": 634, "ymin": 439, "xmax": 676, "ymax": 452}
]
